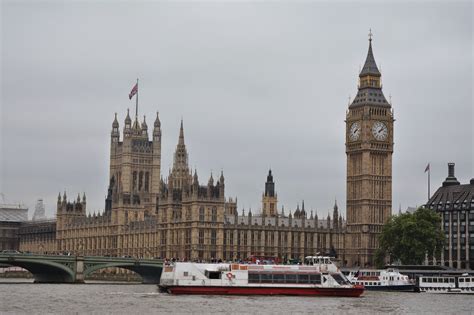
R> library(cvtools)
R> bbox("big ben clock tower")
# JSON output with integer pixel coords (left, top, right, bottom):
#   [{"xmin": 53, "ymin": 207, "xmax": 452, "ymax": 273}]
[{"xmin": 345, "ymin": 32, "xmax": 394, "ymax": 267}]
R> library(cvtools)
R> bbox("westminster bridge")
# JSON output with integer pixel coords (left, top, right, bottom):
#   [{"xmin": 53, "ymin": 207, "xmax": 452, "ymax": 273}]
[{"xmin": 0, "ymin": 253, "xmax": 163, "ymax": 284}]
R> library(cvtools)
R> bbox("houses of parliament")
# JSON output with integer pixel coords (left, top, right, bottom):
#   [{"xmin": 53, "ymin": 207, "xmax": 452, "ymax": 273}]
[{"xmin": 18, "ymin": 35, "xmax": 394, "ymax": 267}]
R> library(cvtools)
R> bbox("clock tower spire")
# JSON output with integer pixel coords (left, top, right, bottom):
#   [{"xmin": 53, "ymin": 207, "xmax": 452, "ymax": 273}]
[{"xmin": 345, "ymin": 31, "xmax": 394, "ymax": 267}]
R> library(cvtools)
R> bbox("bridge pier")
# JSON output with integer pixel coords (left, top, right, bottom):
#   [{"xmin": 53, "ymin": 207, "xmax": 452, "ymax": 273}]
[{"xmin": 74, "ymin": 256, "xmax": 85, "ymax": 283}]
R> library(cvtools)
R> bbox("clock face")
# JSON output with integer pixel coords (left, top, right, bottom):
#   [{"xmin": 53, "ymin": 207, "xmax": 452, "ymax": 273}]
[
  {"xmin": 372, "ymin": 121, "xmax": 388, "ymax": 141},
  {"xmin": 349, "ymin": 122, "xmax": 361, "ymax": 141}
]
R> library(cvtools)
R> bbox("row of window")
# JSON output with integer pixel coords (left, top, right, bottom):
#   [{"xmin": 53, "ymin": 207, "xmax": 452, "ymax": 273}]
[
  {"xmin": 421, "ymin": 278, "xmax": 455, "ymax": 283},
  {"xmin": 459, "ymin": 278, "xmax": 473, "ymax": 282},
  {"xmin": 248, "ymin": 273, "xmax": 322, "ymax": 284},
  {"xmin": 161, "ymin": 207, "xmax": 218, "ymax": 223}
]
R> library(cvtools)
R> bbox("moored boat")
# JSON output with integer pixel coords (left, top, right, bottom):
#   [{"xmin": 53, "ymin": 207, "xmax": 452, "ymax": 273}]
[
  {"xmin": 416, "ymin": 274, "xmax": 474, "ymax": 294},
  {"xmin": 346, "ymin": 268, "xmax": 415, "ymax": 291},
  {"xmin": 159, "ymin": 256, "xmax": 364, "ymax": 297}
]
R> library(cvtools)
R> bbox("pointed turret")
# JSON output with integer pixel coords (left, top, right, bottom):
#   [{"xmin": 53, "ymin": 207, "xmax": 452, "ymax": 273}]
[
  {"xmin": 314, "ymin": 211, "xmax": 319, "ymax": 230},
  {"xmin": 124, "ymin": 109, "xmax": 132, "ymax": 137},
  {"xmin": 170, "ymin": 119, "xmax": 191, "ymax": 189},
  {"xmin": 208, "ymin": 173, "xmax": 214, "ymax": 186},
  {"xmin": 220, "ymin": 170, "xmax": 225, "ymax": 185},
  {"xmin": 333, "ymin": 199, "xmax": 339, "ymax": 229},
  {"xmin": 112, "ymin": 113, "xmax": 119, "ymax": 128},
  {"xmin": 141, "ymin": 115, "xmax": 148, "ymax": 130},
  {"xmin": 350, "ymin": 30, "xmax": 390, "ymax": 108},
  {"xmin": 264, "ymin": 169, "xmax": 275, "ymax": 197},
  {"xmin": 132, "ymin": 116, "xmax": 140, "ymax": 131},
  {"xmin": 154, "ymin": 111, "xmax": 161, "ymax": 128},
  {"xmin": 125, "ymin": 109, "xmax": 131, "ymax": 126},
  {"xmin": 82, "ymin": 193, "xmax": 86, "ymax": 203},
  {"xmin": 193, "ymin": 169, "xmax": 199, "ymax": 185},
  {"xmin": 179, "ymin": 119, "xmax": 184, "ymax": 145},
  {"xmin": 57, "ymin": 192, "xmax": 61, "ymax": 204},
  {"xmin": 294, "ymin": 203, "xmax": 300, "ymax": 218},
  {"xmin": 153, "ymin": 112, "xmax": 161, "ymax": 142},
  {"xmin": 111, "ymin": 113, "xmax": 120, "ymax": 141},
  {"xmin": 359, "ymin": 31, "xmax": 381, "ymax": 78}
]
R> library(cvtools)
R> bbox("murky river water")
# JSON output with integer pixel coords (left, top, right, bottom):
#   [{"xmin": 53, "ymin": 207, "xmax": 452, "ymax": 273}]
[{"xmin": 0, "ymin": 278, "xmax": 472, "ymax": 314}]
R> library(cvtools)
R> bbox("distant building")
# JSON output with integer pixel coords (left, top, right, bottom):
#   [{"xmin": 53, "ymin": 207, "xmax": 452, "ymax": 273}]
[
  {"xmin": 32, "ymin": 199, "xmax": 47, "ymax": 221},
  {"xmin": 425, "ymin": 163, "xmax": 474, "ymax": 269},
  {"xmin": 0, "ymin": 202, "xmax": 28, "ymax": 250}
]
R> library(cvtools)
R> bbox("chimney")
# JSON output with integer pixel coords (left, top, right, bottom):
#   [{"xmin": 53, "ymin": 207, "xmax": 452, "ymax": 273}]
[
  {"xmin": 448, "ymin": 163, "xmax": 455, "ymax": 177},
  {"xmin": 442, "ymin": 162, "xmax": 460, "ymax": 187}
]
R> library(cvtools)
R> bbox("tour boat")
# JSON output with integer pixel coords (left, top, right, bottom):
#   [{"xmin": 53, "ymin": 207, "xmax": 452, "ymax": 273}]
[
  {"xmin": 345, "ymin": 268, "xmax": 415, "ymax": 291},
  {"xmin": 159, "ymin": 256, "xmax": 364, "ymax": 297},
  {"xmin": 416, "ymin": 274, "xmax": 474, "ymax": 294}
]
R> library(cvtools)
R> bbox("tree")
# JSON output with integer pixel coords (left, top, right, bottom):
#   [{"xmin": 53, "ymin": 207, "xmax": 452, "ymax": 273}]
[{"xmin": 375, "ymin": 207, "xmax": 444, "ymax": 268}]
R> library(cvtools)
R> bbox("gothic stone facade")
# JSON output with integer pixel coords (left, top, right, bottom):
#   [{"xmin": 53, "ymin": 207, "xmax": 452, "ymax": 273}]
[
  {"xmin": 19, "ymin": 36, "xmax": 392, "ymax": 267},
  {"xmin": 345, "ymin": 36, "xmax": 394, "ymax": 267},
  {"xmin": 20, "ymin": 116, "xmax": 346, "ymax": 263}
]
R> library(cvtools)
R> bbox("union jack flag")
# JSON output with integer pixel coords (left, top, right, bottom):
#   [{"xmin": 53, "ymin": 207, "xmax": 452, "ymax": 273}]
[{"xmin": 129, "ymin": 83, "xmax": 138, "ymax": 100}]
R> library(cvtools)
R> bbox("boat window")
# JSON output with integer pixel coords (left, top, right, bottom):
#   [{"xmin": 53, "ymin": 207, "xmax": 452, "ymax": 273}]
[
  {"xmin": 286, "ymin": 274, "xmax": 297, "ymax": 283},
  {"xmin": 205, "ymin": 270, "xmax": 221, "ymax": 279},
  {"xmin": 273, "ymin": 274, "xmax": 285, "ymax": 283},
  {"xmin": 298, "ymin": 274, "xmax": 310, "ymax": 284},
  {"xmin": 450, "ymin": 278, "xmax": 455, "ymax": 283},
  {"xmin": 248, "ymin": 273, "xmax": 260, "ymax": 283},
  {"xmin": 433, "ymin": 278, "xmax": 437, "ymax": 283},
  {"xmin": 260, "ymin": 273, "xmax": 273, "ymax": 283},
  {"xmin": 460, "ymin": 278, "xmax": 464, "ymax": 282},
  {"xmin": 183, "ymin": 272, "xmax": 189, "ymax": 277},
  {"xmin": 466, "ymin": 278, "xmax": 471, "ymax": 282},
  {"xmin": 309, "ymin": 274, "xmax": 321, "ymax": 284}
]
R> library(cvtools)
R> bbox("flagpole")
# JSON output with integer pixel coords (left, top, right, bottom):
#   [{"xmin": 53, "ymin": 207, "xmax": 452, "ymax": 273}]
[
  {"xmin": 135, "ymin": 78, "xmax": 139, "ymax": 119},
  {"xmin": 428, "ymin": 166, "xmax": 431, "ymax": 200}
]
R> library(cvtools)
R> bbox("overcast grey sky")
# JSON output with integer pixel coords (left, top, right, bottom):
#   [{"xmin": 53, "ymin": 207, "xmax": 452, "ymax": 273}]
[{"xmin": 1, "ymin": 1, "xmax": 473, "ymax": 219}]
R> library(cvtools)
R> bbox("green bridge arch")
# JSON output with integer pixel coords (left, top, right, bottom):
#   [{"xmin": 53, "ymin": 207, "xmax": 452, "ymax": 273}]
[
  {"xmin": 83, "ymin": 260, "xmax": 163, "ymax": 284},
  {"xmin": 0, "ymin": 254, "xmax": 77, "ymax": 283},
  {"xmin": 0, "ymin": 254, "xmax": 163, "ymax": 284}
]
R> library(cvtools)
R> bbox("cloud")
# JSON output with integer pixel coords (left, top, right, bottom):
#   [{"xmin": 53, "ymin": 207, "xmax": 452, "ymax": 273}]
[{"xmin": 1, "ymin": 1, "xmax": 472, "ymax": 218}]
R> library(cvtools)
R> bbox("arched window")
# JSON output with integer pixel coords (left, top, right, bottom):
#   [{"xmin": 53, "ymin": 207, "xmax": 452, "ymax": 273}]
[
  {"xmin": 212, "ymin": 207, "xmax": 217, "ymax": 222},
  {"xmin": 144, "ymin": 172, "xmax": 149, "ymax": 192},
  {"xmin": 199, "ymin": 207, "xmax": 205, "ymax": 222},
  {"xmin": 132, "ymin": 172, "xmax": 137, "ymax": 191},
  {"xmin": 139, "ymin": 171, "xmax": 143, "ymax": 190}
]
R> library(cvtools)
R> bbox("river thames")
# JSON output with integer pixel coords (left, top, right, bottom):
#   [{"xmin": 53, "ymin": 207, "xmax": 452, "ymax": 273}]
[{"xmin": 0, "ymin": 279, "xmax": 472, "ymax": 314}]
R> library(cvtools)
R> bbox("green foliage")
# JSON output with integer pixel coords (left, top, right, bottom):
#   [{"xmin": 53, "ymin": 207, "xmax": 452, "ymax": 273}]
[{"xmin": 375, "ymin": 207, "xmax": 444, "ymax": 268}]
